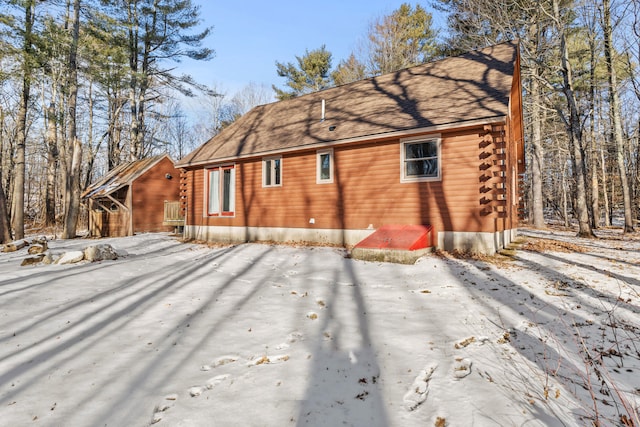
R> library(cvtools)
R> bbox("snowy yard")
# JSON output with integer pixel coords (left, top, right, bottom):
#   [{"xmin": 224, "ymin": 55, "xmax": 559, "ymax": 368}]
[{"xmin": 1, "ymin": 228, "xmax": 639, "ymax": 426}]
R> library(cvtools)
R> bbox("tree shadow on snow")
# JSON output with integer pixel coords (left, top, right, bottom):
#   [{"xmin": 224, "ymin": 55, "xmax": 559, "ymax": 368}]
[
  {"xmin": 295, "ymin": 256, "xmax": 389, "ymax": 427},
  {"xmin": 439, "ymin": 238, "xmax": 640, "ymax": 426}
]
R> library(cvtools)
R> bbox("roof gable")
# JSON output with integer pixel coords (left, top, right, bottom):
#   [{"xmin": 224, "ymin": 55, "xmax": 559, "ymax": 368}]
[
  {"xmin": 178, "ymin": 42, "xmax": 518, "ymax": 167},
  {"xmin": 82, "ymin": 154, "xmax": 174, "ymax": 199}
]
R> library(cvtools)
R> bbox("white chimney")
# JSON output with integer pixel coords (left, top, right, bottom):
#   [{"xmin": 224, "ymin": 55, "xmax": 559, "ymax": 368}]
[{"xmin": 321, "ymin": 99, "xmax": 325, "ymax": 122}]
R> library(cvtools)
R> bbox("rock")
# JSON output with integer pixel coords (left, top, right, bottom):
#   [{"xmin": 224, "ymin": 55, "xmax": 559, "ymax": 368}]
[
  {"xmin": 18, "ymin": 243, "xmax": 119, "ymax": 267},
  {"xmin": 28, "ymin": 244, "xmax": 47, "ymax": 255},
  {"xmin": 42, "ymin": 253, "xmax": 55, "ymax": 265},
  {"xmin": 56, "ymin": 250, "xmax": 85, "ymax": 265},
  {"xmin": 31, "ymin": 236, "xmax": 48, "ymax": 247},
  {"xmin": 3, "ymin": 240, "xmax": 28, "ymax": 253},
  {"xmin": 83, "ymin": 246, "xmax": 100, "ymax": 262},
  {"xmin": 116, "ymin": 249, "xmax": 128, "ymax": 257},
  {"xmin": 84, "ymin": 244, "xmax": 118, "ymax": 262},
  {"xmin": 100, "ymin": 244, "xmax": 118, "ymax": 260},
  {"xmin": 21, "ymin": 255, "xmax": 45, "ymax": 266}
]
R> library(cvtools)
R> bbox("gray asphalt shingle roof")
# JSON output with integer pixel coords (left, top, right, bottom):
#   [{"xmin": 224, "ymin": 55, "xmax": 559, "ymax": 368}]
[
  {"xmin": 177, "ymin": 42, "xmax": 518, "ymax": 168},
  {"xmin": 82, "ymin": 154, "xmax": 172, "ymax": 199}
]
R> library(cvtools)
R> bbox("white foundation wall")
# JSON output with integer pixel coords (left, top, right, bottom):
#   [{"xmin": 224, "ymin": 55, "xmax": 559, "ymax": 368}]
[
  {"xmin": 185, "ymin": 225, "xmax": 518, "ymax": 254},
  {"xmin": 438, "ymin": 229, "xmax": 518, "ymax": 254},
  {"xmin": 184, "ymin": 225, "xmax": 375, "ymax": 247}
]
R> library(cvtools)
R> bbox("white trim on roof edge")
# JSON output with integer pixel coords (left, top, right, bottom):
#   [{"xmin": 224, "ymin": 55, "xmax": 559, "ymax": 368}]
[{"xmin": 177, "ymin": 115, "xmax": 507, "ymax": 168}]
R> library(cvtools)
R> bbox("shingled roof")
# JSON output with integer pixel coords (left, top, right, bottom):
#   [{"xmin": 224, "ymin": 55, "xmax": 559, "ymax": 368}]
[
  {"xmin": 82, "ymin": 154, "xmax": 173, "ymax": 199},
  {"xmin": 177, "ymin": 42, "xmax": 518, "ymax": 168}
]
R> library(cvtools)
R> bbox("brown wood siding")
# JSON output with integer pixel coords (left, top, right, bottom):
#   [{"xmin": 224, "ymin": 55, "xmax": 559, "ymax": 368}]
[
  {"xmin": 131, "ymin": 156, "xmax": 180, "ymax": 233},
  {"xmin": 511, "ymin": 50, "xmax": 525, "ymax": 176},
  {"xmin": 88, "ymin": 199, "xmax": 130, "ymax": 237},
  {"xmin": 184, "ymin": 124, "xmax": 513, "ymax": 236},
  {"xmin": 495, "ymin": 48, "xmax": 526, "ymax": 231},
  {"xmin": 510, "ymin": 51, "xmax": 526, "ymax": 223}
]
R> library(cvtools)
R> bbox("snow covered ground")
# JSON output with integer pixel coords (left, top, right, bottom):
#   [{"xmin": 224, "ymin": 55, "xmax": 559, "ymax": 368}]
[{"xmin": 0, "ymin": 227, "xmax": 638, "ymax": 427}]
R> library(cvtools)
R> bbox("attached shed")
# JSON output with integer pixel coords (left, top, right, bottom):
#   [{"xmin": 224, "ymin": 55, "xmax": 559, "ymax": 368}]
[
  {"xmin": 176, "ymin": 42, "xmax": 525, "ymax": 254},
  {"xmin": 83, "ymin": 154, "xmax": 182, "ymax": 237}
]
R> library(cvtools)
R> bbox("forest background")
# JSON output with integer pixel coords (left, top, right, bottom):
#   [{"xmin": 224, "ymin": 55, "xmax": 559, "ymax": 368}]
[{"xmin": 0, "ymin": 0, "xmax": 639, "ymax": 243}]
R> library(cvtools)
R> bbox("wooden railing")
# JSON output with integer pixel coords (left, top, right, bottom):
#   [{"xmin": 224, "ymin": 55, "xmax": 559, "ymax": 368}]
[{"xmin": 163, "ymin": 200, "xmax": 184, "ymax": 226}]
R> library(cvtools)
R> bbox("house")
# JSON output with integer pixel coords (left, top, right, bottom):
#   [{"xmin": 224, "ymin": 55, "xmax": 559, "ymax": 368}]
[
  {"xmin": 176, "ymin": 42, "xmax": 524, "ymax": 254},
  {"xmin": 83, "ymin": 154, "xmax": 182, "ymax": 237}
]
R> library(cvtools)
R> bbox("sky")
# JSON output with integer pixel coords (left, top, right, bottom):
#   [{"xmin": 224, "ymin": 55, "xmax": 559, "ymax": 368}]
[{"xmin": 179, "ymin": 0, "xmax": 447, "ymax": 100}]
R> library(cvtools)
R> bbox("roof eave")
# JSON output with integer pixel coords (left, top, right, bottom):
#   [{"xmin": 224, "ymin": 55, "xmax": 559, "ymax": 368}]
[{"xmin": 176, "ymin": 115, "xmax": 507, "ymax": 168}]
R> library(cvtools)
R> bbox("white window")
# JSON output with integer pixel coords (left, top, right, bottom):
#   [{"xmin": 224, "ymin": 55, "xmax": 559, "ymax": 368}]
[
  {"xmin": 316, "ymin": 149, "xmax": 334, "ymax": 183},
  {"xmin": 263, "ymin": 156, "xmax": 282, "ymax": 187},
  {"xmin": 207, "ymin": 165, "xmax": 235, "ymax": 216},
  {"xmin": 400, "ymin": 136, "xmax": 441, "ymax": 182}
]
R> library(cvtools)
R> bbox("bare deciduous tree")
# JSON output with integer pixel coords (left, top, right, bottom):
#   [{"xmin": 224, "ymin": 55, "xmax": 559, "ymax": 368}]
[
  {"xmin": 602, "ymin": 0, "xmax": 634, "ymax": 233},
  {"xmin": 9, "ymin": 0, "xmax": 36, "ymax": 240},
  {"xmin": 0, "ymin": 105, "xmax": 12, "ymax": 243},
  {"xmin": 552, "ymin": 0, "xmax": 594, "ymax": 237},
  {"xmin": 62, "ymin": 0, "xmax": 83, "ymax": 239}
]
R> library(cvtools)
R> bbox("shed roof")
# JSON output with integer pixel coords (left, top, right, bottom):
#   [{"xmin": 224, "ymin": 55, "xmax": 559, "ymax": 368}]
[
  {"xmin": 177, "ymin": 42, "xmax": 519, "ymax": 168},
  {"xmin": 82, "ymin": 154, "xmax": 173, "ymax": 199}
]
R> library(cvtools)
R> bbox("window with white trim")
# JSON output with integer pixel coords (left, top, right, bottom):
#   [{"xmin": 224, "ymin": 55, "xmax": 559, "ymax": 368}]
[
  {"xmin": 207, "ymin": 165, "xmax": 235, "ymax": 216},
  {"xmin": 316, "ymin": 149, "xmax": 333, "ymax": 183},
  {"xmin": 401, "ymin": 136, "xmax": 441, "ymax": 182},
  {"xmin": 263, "ymin": 156, "xmax": 282, "ymax": 187}
]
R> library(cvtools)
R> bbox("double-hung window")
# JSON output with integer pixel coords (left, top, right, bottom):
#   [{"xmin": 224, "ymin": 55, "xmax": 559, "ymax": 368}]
[
  {"xmin": 401, "ymin": 136, "xmax": 441, "ymax": 182},
  {"xmin": 207, "ymin": 165, "xmax": 235, "ymax": 216},
  {"xmin": 316, "ymin": 149, "xmax": 333, "ymax": 183},
  {"xmin": 263, "ymin": 156, "xmax": 282, "ymax": 187}
]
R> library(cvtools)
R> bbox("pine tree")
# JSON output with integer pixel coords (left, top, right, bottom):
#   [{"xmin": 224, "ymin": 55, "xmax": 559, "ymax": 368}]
[
  {"xmin": 273, "ymin": 45, "xmax": 332, "ymax": 100},
  {"xmin": 366, "ymin": 3, "xmax": 438, "ymax": 75},
  {"xmin": 332, "ymin": 54, "xmax": 366, "ymax": 86},
  {"xmin": 100, "ymin": 0, "xmax": 214, "ymax": 160}
]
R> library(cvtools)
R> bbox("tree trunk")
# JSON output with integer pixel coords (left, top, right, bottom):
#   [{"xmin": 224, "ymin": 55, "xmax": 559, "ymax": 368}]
[
  {"xmin": 530, "ymin": 72, "xmax": 545, "ymax": 228},
  {"xmin": 635, "ymin": 120, "xmax": 640, "ymax": 222},
  {"xmin": 0, "ymin": 108, "xmax": 12, "ymax": 243},
  {"xmin": 601, "ymin": 125, "xmax": 611, "ymax": 227},
  {"xmin": 127, "ymin": 0, "xmax": 142, "ymax": 161},
  {"xmin": 553, "ymin": 0, "xmax": 593, "ymax": 237},
  {"xmin": 45, "ymin": 102, "xmax": 58, "ymax": 227},
  {"xmin": 590, "ymin": 155, "xmax": 600, "ymax": 227},
  {"xmin": 83, "ymin": 80, "xmax": 98, "ymax": 189},
  {"xmin": 128, "ymin": 87, "xmax": 141, "ymax": 161},
  {"xmin": 602, "ymin": 0, "xmax": 634, "ymax": 232},
  {"xmin": 107, "ymin": 99, "xmax": 124, "ymax": 170},
  {"xmin": 588, "ymin": 32, "xmax": 600, "ymax": 229},
  {"xmin": 62, "ymin": 0, "xmax": 83, "ymax": 239},
  {"xmin": 527, "ymin": 17, "xmax": 546, "ymax": 229},
  {"xmin": 562, "ymin": 164, "xmax": 569, "ymax": 228},
  {"xmin": 11, "ymin": 1, "xmax": 35, "ymax": 240},
  {"xmin": 11, "ymin": 89, "xmax": 26, "ymax": 240},
  {"xmin": 0, "ymin": 182, "xmax": 11, "ymax": 244}
]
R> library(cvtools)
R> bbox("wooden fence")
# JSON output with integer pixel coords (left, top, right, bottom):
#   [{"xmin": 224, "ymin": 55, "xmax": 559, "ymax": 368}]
[{"xmin": 163, "ymin": 200, "xmax": 184, "ymax": 226}]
